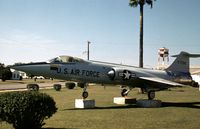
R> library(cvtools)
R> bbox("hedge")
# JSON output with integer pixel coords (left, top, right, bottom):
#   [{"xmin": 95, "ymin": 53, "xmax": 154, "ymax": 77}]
[
  {"xmin": 53, "ymin": 84, "xmax": 62, "ymax": 91},
  {"xmin": 27, "ymin": 83, "xmax": 39, "ymax": 91},
  {"xmin": 65, "ymin": 82, "xmax": 76, "ymax": 89},
  {"xmin": 0, "ymin": 91, "xmax": 57, "ymax": 129}
]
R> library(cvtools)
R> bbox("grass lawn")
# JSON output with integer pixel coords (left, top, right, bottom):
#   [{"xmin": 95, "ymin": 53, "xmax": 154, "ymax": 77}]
[{"xmin": 1, "ymin": 85, "xmax": 200, "ymax": 129}]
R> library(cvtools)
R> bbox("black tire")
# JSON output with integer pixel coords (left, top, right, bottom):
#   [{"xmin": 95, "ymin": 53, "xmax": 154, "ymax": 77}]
[
  {"xmin": 27, "ymin": 84, "xmax": 39, "ymax": 91},
  {"xmin": 148, "ymin": 91, "xmax": 155, "ymax": 100},
  {"xmin": 121, "ymin": 89, "xmax": 128, "ymax": 97},
  {"xmin": 82, "ymin": 91, "xmax": 89, "ymax": 99},
  {"xmin": 53, "ymin": 84, "xmax": 62, "ymax": 91},
  {"xmin": 65, "ymin": 82, "xmax": 76, "ymax": 89}
]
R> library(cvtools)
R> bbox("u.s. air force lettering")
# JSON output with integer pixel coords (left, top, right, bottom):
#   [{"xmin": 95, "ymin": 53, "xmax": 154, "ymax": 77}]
[
  {"xmin": 64, "ymin": 68, "xmax": 100, "ymax": 78},
  {"xmin": 51, "ymin": 67, "xmax": 100, "ymax": 78}
]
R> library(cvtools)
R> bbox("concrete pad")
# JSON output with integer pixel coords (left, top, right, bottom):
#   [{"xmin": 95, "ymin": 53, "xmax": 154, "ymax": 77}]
[
  {"xmin": 113, "ymin": 97, "xmax": 136, "ymax": 105},
  {"xmin": 75, "ymin": 99, "xmax": 95, "ymax": 109},
  {"xmin": 136, "ymin": 99, "xmax": 162, "ymax": 108}
]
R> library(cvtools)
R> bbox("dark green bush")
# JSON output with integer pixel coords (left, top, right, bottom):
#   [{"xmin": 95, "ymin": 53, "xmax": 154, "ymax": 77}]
[
  {"xmin": 27, "ymin": 83, "xmax": 39, "ymax": 91},
  {"xmin": 0, "ymin": 91, "xmax": 57, "ymax": 129},
  {"xmin": 77, "ymin": 83, "xmax": 85, "ymax": 88},
  {"xmin": 65, "ymin": 82, "xmax": 75, "ymax": 89},
  {"xmin": 53, "ymin": 84, "xmax": 62, "ymax": 91}
]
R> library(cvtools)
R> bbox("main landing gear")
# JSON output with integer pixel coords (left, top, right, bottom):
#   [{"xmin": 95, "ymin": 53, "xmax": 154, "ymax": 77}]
[
  {"xmin": 121, "ymin": 89, "xmax": 129, "ymax": 97},
  {"xmin": 121, "ymin": 87, "xmax": 156, "ymax": 100},
  {"xmin": 147, "ymin": 91, "xmax": 155, "ymax": 100},
  {"xmin": 121, "ymin": 86, "xmax": 132, "ymax": 97}
]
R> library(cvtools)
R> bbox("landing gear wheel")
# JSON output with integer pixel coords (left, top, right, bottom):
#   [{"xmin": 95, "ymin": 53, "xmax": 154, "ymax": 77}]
[
  {"xmin": 82, "ymin": 91, "xmax": 89, "ymax": 99},
  {"xmin": 148, "ymin": 91, "xmax": 155, "ymax": 100},
  {"xmin": 121, "ymin": 89, "xmax": 128, "ymax": 97}
]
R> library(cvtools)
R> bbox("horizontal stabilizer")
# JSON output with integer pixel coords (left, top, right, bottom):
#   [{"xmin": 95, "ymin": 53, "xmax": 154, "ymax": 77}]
[
  {"xmin": 140, "ymin": 77, "xmax": 184, "ymax": 87},
  {"xmin": 171, "ymin": 52, "xmax": 200, "ymax": 58}
]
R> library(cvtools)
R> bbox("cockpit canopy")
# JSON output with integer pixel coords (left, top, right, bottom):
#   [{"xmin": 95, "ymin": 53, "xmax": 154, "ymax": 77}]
[{"xmin": 49, "ymin": 56, "xmax": 85, "ymax": 63}]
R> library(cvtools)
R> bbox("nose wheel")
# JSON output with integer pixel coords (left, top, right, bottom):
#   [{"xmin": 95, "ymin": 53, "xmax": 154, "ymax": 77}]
[
  {"xmin": 82, "ymin": 83, "xmax": 89, "ymax": 99},
  {"xmin": 82, "ymin": 91, "xmax": 89, "ymax": 99}
]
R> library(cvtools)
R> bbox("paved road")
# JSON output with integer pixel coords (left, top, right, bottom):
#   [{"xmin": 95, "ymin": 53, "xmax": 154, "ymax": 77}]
[{"xmin": 0, "ymin": 82, "xmax": 66, "ymax": 92}]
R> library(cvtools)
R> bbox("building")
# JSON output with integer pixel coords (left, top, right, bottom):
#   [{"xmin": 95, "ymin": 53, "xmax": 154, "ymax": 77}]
[
  {"xmin": 10, "ymin": 69, "xmax": 28, "ymax": 80},
  {"xmin": 10, "ymin": 69, "xmax": 21, "ymax": 80},
  {"xmin": 190, "ymin": 66, "xmax": 200, "ymax": 85}
]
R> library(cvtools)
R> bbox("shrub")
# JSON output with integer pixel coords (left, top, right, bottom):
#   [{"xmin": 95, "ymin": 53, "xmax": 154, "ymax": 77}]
[
  {"xmin": 27, "ymin": 83, "xmax": 39, "ymax": 91},
  {"xmin": 77, "ymin": 83, "xmax": 85, "ymax": 88},
  {"xmin": 65, "ymin": 82, "xmax": 75, "ymax": 89},
  {"xmin": 0, "ymin": 91, "xmax": 57, "ymax": 129},
  {"xmin": 53, "ymin": 84, "xmax": 62, "ymax": 91}
]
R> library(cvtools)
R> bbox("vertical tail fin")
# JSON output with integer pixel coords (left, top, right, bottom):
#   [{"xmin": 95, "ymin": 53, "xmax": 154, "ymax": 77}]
[{"xmin": 166, "ymin": 51, "xmax": 200, "ymax": 73}]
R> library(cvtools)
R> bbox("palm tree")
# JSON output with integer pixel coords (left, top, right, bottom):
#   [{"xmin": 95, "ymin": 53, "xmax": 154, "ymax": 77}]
[{"xmin": 129, "ymin": 0, "xmax": 156, "ymax": 68}]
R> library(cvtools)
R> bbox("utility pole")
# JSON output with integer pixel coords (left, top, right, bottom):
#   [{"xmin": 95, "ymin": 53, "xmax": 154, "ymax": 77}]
[{"xmin": 87, "ymin": 41, "xmax": 91, "ymax": 60}]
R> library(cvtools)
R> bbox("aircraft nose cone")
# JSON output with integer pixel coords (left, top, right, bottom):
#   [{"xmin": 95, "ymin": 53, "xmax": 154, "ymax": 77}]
[
  {"xmin": 11, "ymin": 64, "xmax": 29, "ymax": 72},
  {"xmin": 11, "ymin": 62, "xmax": 48, "ymax": 72},
  {"xmin": 107, "ymin": 69, "xmax": 115, "ymax": 80},
  {"xmin": 11, "ymin": 65, "xmax": 22, "ymax": 70}
]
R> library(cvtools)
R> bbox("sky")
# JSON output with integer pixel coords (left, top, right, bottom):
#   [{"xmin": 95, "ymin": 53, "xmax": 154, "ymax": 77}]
[{"xmin": 0, "ymin": 0, "xmax": 200, "ymax": 68}]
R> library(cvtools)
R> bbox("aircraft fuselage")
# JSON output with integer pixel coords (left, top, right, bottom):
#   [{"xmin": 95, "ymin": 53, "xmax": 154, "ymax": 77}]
[{"xmin": 13, "ymin": 61, "xmax": 192, "ymax": 89}]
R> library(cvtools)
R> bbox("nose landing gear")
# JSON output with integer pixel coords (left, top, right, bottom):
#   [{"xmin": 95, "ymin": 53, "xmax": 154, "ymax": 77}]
[
  {"xmin": 82, "ymin": 84, "xmax": 89, "ymax": 99},
  {"xmin": 121, "ymin": 87, "xmax": 156, "ymax": 100},
  {"xmin": 82, "ymin": 91, "xmax": 89, "ymax": 99}
]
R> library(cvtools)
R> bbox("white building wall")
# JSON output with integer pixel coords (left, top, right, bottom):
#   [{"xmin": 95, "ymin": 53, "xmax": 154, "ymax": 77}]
[
  {"xmin": 11, "ymin": 70, "xmax": 20, "ymax": 80},
  {"xmin": 10, "ymin": 69, "xmax": 28, "ymax": 80},
  {"xmin": 192, "ymin": 75, "xmax": 200, "ymax": 85}
]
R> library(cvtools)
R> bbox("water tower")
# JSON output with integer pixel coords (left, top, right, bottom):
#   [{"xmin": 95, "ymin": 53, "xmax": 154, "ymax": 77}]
[{"xmin": 157, "ymin": 47, "xmax": 169, "ymax": 70}]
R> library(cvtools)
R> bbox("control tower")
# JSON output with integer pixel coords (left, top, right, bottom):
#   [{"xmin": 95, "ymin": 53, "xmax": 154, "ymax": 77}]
[{"xmin": 157, "ymin": 47, "xmax": 169, "ymax": 70}]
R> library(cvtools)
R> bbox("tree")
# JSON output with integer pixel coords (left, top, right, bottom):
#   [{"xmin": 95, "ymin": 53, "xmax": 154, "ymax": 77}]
[
  {"xmin": 0, "ymin": 63, "xmax": 5, "ymax": 68},
  {"xmin": 1, "ymin": 68, "xmax": 12, "ymax": 81},
  {"xmin": 0, "ymin": 63, "xmax": 12, "ymax": 81},
  {"xmin": 129, "ymin": 0, "xmax": 156, "ymax": 68}
]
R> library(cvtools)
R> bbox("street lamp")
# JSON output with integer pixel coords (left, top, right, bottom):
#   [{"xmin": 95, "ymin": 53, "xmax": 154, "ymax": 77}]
[{"xmin": 87, "ymin": 41, "xmax": 91, "ymax": 60}]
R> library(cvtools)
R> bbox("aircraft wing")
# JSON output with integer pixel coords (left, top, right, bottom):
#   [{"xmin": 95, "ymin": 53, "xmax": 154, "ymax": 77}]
[{"xmin": 140, "ymin": 77, "xmax": 183, "ymax": 87}]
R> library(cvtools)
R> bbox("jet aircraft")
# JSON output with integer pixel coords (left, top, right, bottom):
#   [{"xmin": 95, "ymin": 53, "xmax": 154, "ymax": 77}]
[{"xmin": 12, "ymin": 51, "xmax": 200, "ymax": 100}]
